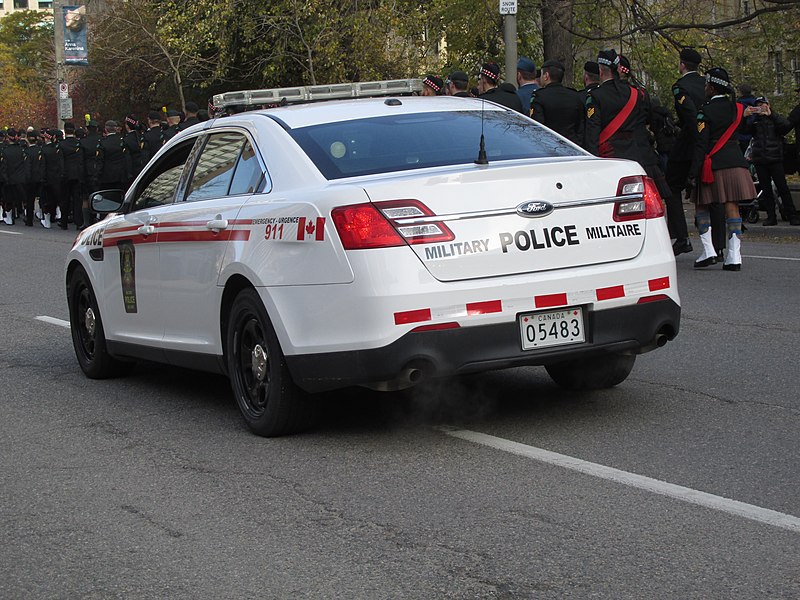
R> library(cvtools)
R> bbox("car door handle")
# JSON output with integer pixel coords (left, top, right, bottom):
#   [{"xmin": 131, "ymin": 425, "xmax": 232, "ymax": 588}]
[
  {"xmin": 206, "ymin": 219, "xmax": 228, "ymax": 231},
  {"xmin": 137, "ymin": 225, "xmax": 155, "ymax": 236}
]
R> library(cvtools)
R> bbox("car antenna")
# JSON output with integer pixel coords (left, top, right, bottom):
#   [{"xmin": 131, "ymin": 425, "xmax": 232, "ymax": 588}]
[{"xmin": 475, "ymin": 97, "xmax": 488, "ymax": 165}]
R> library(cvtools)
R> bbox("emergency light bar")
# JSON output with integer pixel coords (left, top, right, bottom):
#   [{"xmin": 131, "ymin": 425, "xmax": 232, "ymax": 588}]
[{"xmin": 212, "ymin": 79, "xmax": 423, "ymax": 109}]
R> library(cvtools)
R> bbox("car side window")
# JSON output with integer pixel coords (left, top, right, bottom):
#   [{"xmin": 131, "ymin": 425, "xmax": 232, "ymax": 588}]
[
  {"xmin": 184, "ymin": 132, "xmax": 245, "ymax": 203},
  {"xmin": 131, "ymin": 139, "xmax": 195, "ymax": 212},
  {"xmin": 229, "ymin": 140, "xmax": 264, "ymax": 195}
]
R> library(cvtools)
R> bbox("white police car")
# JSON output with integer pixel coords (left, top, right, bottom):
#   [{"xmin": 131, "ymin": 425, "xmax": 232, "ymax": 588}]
[{"xmin": 66, "ymin": 80, "xmax": 680, "ymax": 437}]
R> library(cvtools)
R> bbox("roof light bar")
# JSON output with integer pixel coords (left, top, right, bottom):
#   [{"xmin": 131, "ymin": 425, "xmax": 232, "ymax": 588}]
[{"xmin": 212, "ymin": 79, "xmax": 423, "ymax": 109}]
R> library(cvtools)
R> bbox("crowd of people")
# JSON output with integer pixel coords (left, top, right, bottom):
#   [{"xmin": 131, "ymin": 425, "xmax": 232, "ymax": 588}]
[
  {"xmin": 4, "ymin": 51, "xmax": 800, "ymax": 272},
  {"xmin": 0, "ymin": 102, "xmax": 206, "ymax": 230},
  {"xmin": 423, "ymin": 49, "xmax": 800, "ymax": 271}
]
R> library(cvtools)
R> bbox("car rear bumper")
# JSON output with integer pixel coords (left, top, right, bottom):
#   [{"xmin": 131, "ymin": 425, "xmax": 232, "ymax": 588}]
[{"xmin": 285, "ymin": 298, "xmax": 680, "ymax": 392}]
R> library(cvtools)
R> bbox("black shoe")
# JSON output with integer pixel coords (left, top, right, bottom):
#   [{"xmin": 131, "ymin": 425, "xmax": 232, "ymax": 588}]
[
  {"xmin": 716, "ymin": 250, "xmax": 724, "ymax": 262},
  {"xmin": 722, "ymin": 263, "xmax": 741, "ymax": 271},
  {"xmin": 694, "ymin": 256, "xmax": 716, "ymax": 268},
  {"xmin": 790, "ymin": 215, "xmax": 800, "ymax": 226},
  {"xmin": 762, "ymin": 217, "xmax": 778, "ymax": 226},
  {"xmin": 58, "ymin": 222, "xmax": 68, "ymax": 230},
  {"xmin": 673, "ymin": 239, "xmax": 693, "ymax": 256}
]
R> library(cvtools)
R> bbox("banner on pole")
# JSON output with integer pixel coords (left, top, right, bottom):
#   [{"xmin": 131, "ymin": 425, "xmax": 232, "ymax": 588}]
[{"xmin": 63, "ymin": 5, "xmax": 88, "ymax": 66}]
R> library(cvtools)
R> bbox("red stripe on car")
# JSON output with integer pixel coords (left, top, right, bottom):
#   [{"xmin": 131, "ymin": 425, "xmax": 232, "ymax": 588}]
[
  {"xmin": 648, "ymin": 277, "xmax": 670, "ymax": 291},
  {"xmin": 534, "ymin": 293, "xmax": 568, "ymax": 308},
  {"xmin": 595, "ymin": 285, "xmax": 625, "ymax": 301},
  {"xmin": 466, "ymin": 300, "xmax": 502, "ymax": 315},
  {"xmin": 394, "ymin": 308, "xmax": 432, "ymax": 325}
]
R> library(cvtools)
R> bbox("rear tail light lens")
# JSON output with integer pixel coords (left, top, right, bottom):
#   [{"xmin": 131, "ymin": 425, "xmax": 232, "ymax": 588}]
[
  {"xmin": 332, "ymin": 199, "xmax": 454, "ymax": 249},
  {"xmin": 614, "ymin": 176, "xmax": 665, "ymax": 222}
]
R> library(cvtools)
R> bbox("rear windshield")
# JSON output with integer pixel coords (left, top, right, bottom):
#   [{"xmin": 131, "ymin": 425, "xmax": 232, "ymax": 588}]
[{"xmin": 289, "ymin": 110, "xmax": 584, "ymax": 180}]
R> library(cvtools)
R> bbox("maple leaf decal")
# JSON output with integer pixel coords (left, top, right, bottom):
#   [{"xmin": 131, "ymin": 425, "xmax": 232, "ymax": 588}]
[{"xmin": 306, "ymin": 221, "xmax": 315, "ymax": 235}]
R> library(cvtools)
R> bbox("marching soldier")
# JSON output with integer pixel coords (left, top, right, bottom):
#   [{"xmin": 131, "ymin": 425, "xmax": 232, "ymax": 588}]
[
  {"xmin": 161, "ymin": 109, "xmax": 182, "ymax": 144},
  {"xmin": 179, "ymin": 101, "xmax": 200, "ymax": 130},
  {"xmin": 0, "ymin": 129, "xmax": 29, "ymax": 226},
  {"xmin": 123, "ymin": 115, "xmax": 145, "ymax": 183},
  {"xmin": 578, "ymin": 61, "xmax": 601, "ymax": 104},
  {"xmin": 39, "ymin": 130, "xmax": 64, "ymax": 229},
  {"xmin": 79, "ymin": 120, "xmax": 102, "ymax": 229},
  {"xmin": 421, "ymin": 75, "xmax": 444, "ymax": 96},
  {"xmin": 666, "ymin": 48, "xmax": 706, "ymax": 257},
  {"xmin": 142, "ymin": 111, "xmax": 164, "ymax": 164},
  {"xmin": 515, "ymin": 57, "xmax": 539, "ymax": 109},
  {"xmin": 529, "ymin": 59, "xmax": 584, "ymax": 146},
  {"xmin": 59, "ymin": 122, "xmax": 85, "ymax": 229},
  {"xmin": 446, "ymin": 71, "xmax": 471, "ymax": 97},
  {"xmin": 96, "ymin": 120, "xmax": 132, "ymax": 192},
  {"xmin": 23, "ymin": 128, "xmax": 44, "ymax": 226}
]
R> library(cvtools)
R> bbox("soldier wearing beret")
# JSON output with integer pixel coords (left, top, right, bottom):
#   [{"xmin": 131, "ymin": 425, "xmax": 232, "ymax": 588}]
[
  {"xmin": 180, "ymin": 101, "xmax": 201, "ymax": 130},
  {"xmin": 0, "ymin": 129, "xmax": 30, "ymax": 226},
  {"xmin": 96, "ymin": 120, "xmax": 132, "ymax": 194},
  {"xmin": 161, "ymin": 109, "xmax": 182, "ymax": 144},
  {"xmin": 447, "ymin": 71, "xmax": 470, "ymax": 97},
  {"xmin": 421, "ymin": 75, "xmax": 444, "ymax": 96},
  {"xmin": 529, "ymin": 59, "xmax": 584, "ymax": 146},
  {"xmin": 59, "ymin": 122, "xmax": 84, "ymax": 229},
  {"xmin": 142, "ymin": 111, "xmax": 165, "ymax": 165},
  {"xmin": 79, "ymin": 120, "xmax": 102, "ymax": 229},
  {"xmin": 23, "ymin": 128, "xmax": 44, "ymax": 227},
  {"xmin": 665, "ymin": 48, "xmax": 706, "ymax": 256},
  {"xmin": 579, "ymin": 61, "xmax": 601, "ymax": 105},
  {"xmin": 687, "ymin": 67, "xmax": 755, "ymax": 271},
  {"xmin": 515, "ymin": 57, "xmax": 539, "ymax": 109},
  {"xmin": 477, "ymin": 62, "xmax": 524, "ymax": 113},
  {"xmin": 39, "ymin": 129, "xmax": 64, "ymax": 229}
]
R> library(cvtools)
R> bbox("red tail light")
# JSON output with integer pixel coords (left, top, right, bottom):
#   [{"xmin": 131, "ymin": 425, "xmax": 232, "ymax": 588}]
[
  {"xmin": 332, "ymin": 200, "xmax": 454, "ymax": 249},
  {"xmin": 613, "ymin": 176, "xmax": 665, "ymax": 222}
]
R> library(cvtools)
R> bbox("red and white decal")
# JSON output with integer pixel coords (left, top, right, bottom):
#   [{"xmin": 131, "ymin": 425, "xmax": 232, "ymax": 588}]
[{"xmin": 297, "ymin": 216, "xmax": 326, "ymax": 241}]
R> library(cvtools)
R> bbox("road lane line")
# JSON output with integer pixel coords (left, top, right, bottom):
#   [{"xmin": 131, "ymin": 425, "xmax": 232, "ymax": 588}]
[
  {"xmin": 440, "ymin": 428, "xmax": 800, "ymax": 533},
  {"xmin": 0, "ymin": 229, "xmax": 23, "ymax": 235},
  {"xmin": 742, "ymin": 255, "xmax": 800, "ymax": 262},
  {"xmin": 36, "ymin": 316, "xmax": 71, "ymax": 329}
]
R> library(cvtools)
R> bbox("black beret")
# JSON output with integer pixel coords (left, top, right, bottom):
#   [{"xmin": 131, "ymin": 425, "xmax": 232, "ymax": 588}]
[
  {"xmin": 87, "ymin": 120, "xmax": 99, "ymax": 128},
  {"xmin": 583, "ymin": 61, "xmax": 600, "ymax": 75},
  {"xmin": 541, "ymin": 59, "xmax": 565, "ymax": 71},
  {"xmin": 166, "ymin": 109, "xmax": 181, "ymax": 117},
  {"xmin": 448, "ymin": 70, "xmax": 469, "ymax": 83},
  {"xmin": 516, "ymin": 57, "xmax": 536, "ymax": 72},
  {"xmin": 597, "ymin": 49, "xmax": 619, "ymax": 68},
  {"xmin": 422, "ymin": 75, "xmax": 444, "ymax": 93},
  {"xmin": 63, "ymin": 121, "xmax": 75, "ymax": 133},
  {"xmin": 185, "ymin": 101, "xmax": 199, "ymax": 113},
  {"xmin": 148, "ymin": 111, "xmax": 162, "ymax": 121},
  {"xmin": 705, "ymin": 67, "xmax": 732, "ymax": 90},
  {"xmin": 680, "ymin": 48, "xmax": 702, "ymax": 66},
  {"xmin": 480, "ymin": 62, "xmax": 500, "ymax": 82}
]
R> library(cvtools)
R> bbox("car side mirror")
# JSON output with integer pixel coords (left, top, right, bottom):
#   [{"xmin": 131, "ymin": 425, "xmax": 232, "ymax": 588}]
[{"xmin": 91, "ymin": 190, "xmax": 125, "ymax": 213}]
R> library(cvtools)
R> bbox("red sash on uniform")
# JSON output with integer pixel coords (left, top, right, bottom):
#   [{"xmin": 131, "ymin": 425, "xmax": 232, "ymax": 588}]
[
  {"xmin": 598, "ymin": 87, "xmax": 638, "ymax": 155},
  {"xmin": 701, "ymin": 103, "xmax": 743, "ymax": 184}
]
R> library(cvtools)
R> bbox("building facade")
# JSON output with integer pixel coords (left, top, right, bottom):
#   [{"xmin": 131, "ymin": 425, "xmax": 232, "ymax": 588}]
[{"xmin": 0, "ymin": 0, "xmax": 53, "ymax": 14}]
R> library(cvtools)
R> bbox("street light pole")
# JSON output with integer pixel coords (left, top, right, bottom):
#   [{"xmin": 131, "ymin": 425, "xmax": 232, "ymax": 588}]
[{"xmin": 53, "ymin": 0, "xmax": 66, "ymax": 129}]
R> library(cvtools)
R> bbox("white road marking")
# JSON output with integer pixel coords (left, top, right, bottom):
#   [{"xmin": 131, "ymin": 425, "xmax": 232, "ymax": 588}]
[
  {"xmin": 0, "ymin": 229, "xmax": 23, "ymax": 235},
  {"xmin": 742, "ymin": 255, "xmax": 800, "ymax": 262},
  {"xmin": 35, "ymin": 316, "xmax": 71, "ymax": 329},
  {"xmin": 440, "ymin": 428, "xmax": 800, "ymax": 534}
]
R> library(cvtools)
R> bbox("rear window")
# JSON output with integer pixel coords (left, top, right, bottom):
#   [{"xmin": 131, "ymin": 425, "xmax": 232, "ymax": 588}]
[{"xmin": 289, "ymin": 110, "xmax": 584, "ymax": 180}]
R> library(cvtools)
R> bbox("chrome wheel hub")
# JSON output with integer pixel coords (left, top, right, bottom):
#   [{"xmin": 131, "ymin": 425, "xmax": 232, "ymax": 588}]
[
  {"xmin": 85, "ymin": 307, "xmax": 96, "ymax": 337},
  {"xmin": 251, "ymin": 344, "xmax": 268, "ymax": 382}
]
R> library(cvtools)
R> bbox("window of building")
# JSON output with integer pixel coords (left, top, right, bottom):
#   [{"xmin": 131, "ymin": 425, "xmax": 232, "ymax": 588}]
[
  {"xmin": 790, "ymin": 51, "xmax": 800, "ymax": 89},
  {"xmin": 742, "ymin": 0, "xmax": 750, "ymax": 16},
  {"xmin": 38, "ymin": 1, "xmax": 54, "ymax": 8},
  {"xmin": 769, "ymin": 51, "xmax": 784, "ymax": 95},
  {"xmin": 13, "ymin": 0, "xmax": 29, "ymax": 9}
]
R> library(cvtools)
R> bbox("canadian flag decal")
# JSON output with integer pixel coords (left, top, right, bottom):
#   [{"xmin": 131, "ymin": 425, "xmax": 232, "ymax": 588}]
[{"xmin": 297, "ymin": 216, "xmax": 326, "ymax": 241}]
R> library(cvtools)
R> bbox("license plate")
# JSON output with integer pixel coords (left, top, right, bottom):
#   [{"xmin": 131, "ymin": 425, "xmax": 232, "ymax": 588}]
[{"xmin": 519, "ymin": 307, "xmax": 585, "ymax": 350}]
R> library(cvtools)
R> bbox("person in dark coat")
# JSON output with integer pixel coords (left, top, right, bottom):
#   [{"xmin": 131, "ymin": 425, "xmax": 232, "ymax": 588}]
[
  {"xmin": 59, "ymin": 122, "xmax": 85, "ymax": 229},
  {"xmin": 179, "ymin": 101, "xmax": 200, "ymax": 130},
  {"xmin": 515, "ymin": 57, "xmax": 539, "ymax": 110},
  {"xmin": 743, "ymin": 96, "xmax": 799, "ymax": 226},
  {"xmin": 446, "ymin": 71, "xmax": 471, "ymax": 97},
  {"xmin": 578, "ymin": 61, "xmax": 601, "ymax": 106},
  {"xmin": 96, "ymin": 120, "xmax": 132, "ymax": 192},
  {"xmin": 665, "ymin": 48, "xmax": 706, "ymax": 257},
  {"xmin": 39, "ymin": 129, "xmax": 64, "ymax": 229},
  {"xmin": 79, "ymin": 120, "xmax": 102, "ymax": 229},
  {"xmin": 529, "ymin": 59, "xmax": 584, "ymax": 146},
  {"xmin": 688, "ymin": 67, "xmax": 756, "ymax": 271},
  {"xmin": 123, "ymin": 115, "xmax": 145, "ymax": 182},
  {"xmin": 0, "ymin": 129, "xmax": 30, "ymax": 226},
  {"xmin": 23, "ymin": 129, "xmax": 44, "ymax": 226},
  {"xmin": 736, "ymin": 83, "xmax": 758, "ymax": 154},
  {"xmin": 161, "ymin": 109, "xmax": 182, "ymax": 144},
  {"xmin": 142, "ymin": 111, "xmax": 165, "ymax": 165},
  {"xmin": 477, "ymin": 62, "xmax": 524, "ymax": 113}
]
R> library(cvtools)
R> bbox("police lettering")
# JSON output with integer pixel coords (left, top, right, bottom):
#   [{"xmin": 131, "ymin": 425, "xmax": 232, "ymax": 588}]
[
  {"xmin": 499, "ymin": 225, "xmax": 579, "ymax": 253},
  {"xmin": 585, "ymin": 223, "xmax": 641, "ymax": 239},
  {"xmin": 424, "ymin": 239, "xmax": 489, "ymax": 260}
]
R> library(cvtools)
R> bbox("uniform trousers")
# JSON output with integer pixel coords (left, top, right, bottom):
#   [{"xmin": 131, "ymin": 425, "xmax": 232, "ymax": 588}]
[{"xmin": 754, "ymin": 162, "xmax": 797, "ymax": 219}]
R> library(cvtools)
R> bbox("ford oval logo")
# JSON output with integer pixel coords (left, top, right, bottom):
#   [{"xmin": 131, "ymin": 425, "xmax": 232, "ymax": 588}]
[{"xmin": 516, "ymin": 200, "xmax": 554, "ymax": 218}]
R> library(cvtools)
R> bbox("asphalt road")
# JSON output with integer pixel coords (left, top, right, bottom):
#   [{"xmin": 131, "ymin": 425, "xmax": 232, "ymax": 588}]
[{"xmin": 1, "ymin": 223, "xmax": 798, "ymax": 599}]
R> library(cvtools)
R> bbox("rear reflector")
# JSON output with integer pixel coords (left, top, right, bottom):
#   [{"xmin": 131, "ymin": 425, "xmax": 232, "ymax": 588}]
[
  {"xmin": 534, "ymin": 293, "xmax": 568, "ymax": 309},
  {"xmin": 411, "ymin": 322, "xmax": 461, "ymax": 332},
  {"xmin": 637, "ymin": 294, "xmax": 669, "ymax": 304},
  {"xmin": 394, "ymin": 308, "xmax": 432, "ymax": 325},
  {"xmin": 466, "ymin": 300, "xmax": 503, "ymax": 315},
  {"xmin": 595, "ymin": 285, "xmax": 625, "ymax": 301},
  {"xmin": 648, "ymin": 276, "xmax": 670, "ymax": 291}
]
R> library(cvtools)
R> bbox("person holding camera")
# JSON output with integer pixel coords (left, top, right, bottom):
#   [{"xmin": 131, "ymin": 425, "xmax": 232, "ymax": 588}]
[{"xmin": 743, "ymin": 96, "xmax": 800, "ymax": 226}]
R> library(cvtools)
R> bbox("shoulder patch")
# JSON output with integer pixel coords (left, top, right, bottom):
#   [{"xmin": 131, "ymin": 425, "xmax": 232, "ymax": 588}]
[
  {"xmin": 697, "ymin": 121, "xmax": 705, "ymax": 133},
  {"xmin": 587, "ymin": 106, "xmax": 595, "ymax": 119}
]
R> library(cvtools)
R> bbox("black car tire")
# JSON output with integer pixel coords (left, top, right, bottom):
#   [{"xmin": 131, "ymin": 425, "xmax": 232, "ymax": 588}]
[
  {"xmin": 67, "ymin": 266, "xmax": 132, "ymax": 379},
  {"xmin": 545, "ymin": 353, "xmax": 636, "ymax": 390},
  {"xmin": 226, "ymin": 288, "xmax": 312, "ymax": 437}
]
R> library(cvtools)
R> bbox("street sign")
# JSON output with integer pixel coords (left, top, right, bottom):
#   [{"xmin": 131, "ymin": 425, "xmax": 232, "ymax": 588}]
[
  {"xmin": 59, "ymin": 82, "xmax": 69, "ymax": 99},
  {"xmin": 499, "ymin": 0, "xmax": 517, "ymax": 14},
  {"xmin": 59, "ymin": 98, "xmax": 73, "ymax": 120}
]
